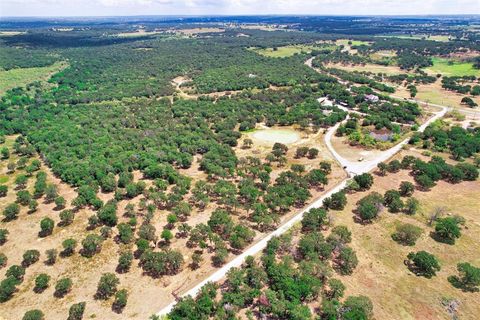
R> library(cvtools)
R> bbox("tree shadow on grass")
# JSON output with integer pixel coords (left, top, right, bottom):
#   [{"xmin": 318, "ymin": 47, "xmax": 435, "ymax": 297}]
[{"xmin": 429, "ymin": 231, "xmax": 456, "ymax": 245}]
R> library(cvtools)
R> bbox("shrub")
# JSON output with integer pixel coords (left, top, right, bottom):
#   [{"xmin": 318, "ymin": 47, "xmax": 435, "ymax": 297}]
[
  {"xmin": 415, "ymin": 174, "xmax": 435, "ymax": 190},
  {"xmin": 353, "ymin": 173, "xmax": 374, "ymax": 191},
  {"xmin": 392, "ymin": 223, "xmax": 423, "ymax": 246},
  {"xmin": 161, "ymin": 229, "xmax": 174, "ymax": 243},
  {"xmin": 335, "ymin": 247, "xmax": 358, "ymax": 275},
  {"xmin": 44, "ymin": 184, "xmax": 58, "ymax": 203},
  {"xmin": 140, "ymin": 250, "xmax": 184, "ymax": 277},
  {"xmin": 229, "ymin": 225, "xmax": 255, "ymax": 250},
  {"xmin": 301, "ymin": 208, "xmax": 328, "ymax": 232},
  {"xmin": 113, "ymin": 289, "xmax": 128, "ymax": 313},
  {"xmin": 96, "ymin": 273, "xmax": 119, "ymax": 300},
  {"xmin": 308, "ymin": 148, "xmax": 319, "ymax": 159},
  {"xmin": 34, "ymin": 274, "xmax": 50, "ymax": 293},
  {"xmin": 399, "ymin": 181, "xmax": 415, "ymax": 197},
  {"xmin": 325, "ymin": 278, "xmax": 345, "ymax": 300},
  {"xmin": 456, "ymin": 163, "xmax": 479, "ymax": 181},
  {"xmin": 68, "ymin": 302, "xmax": 86, "ymax": 320},
  {"xmin": 3, "ymin": 203, "xmax": 20, "ymax": 221},
  {"xmin": 97, "ymin": 201, "xmax": 118, "ymax": 226},
  {"xmin": 16, "ymin": 190, "xmax": 32, "ymax": 206},
  {"xmin": 319, "ymin": 161, "xmax": 332, "ymax": 175},
  {"xmin": 342, "ymin": 295, "xmax": 373, "ymax": 319},
  {"xmin": 0, "ymin": 185, "xmax": 7, "ymax": 197},
  {"xmin": 448, "ymin": 262, "xmax": 480, "ymax": 292},
  {"xmin": 81, "ymin": 234, "xmax": 103, "ymax": 257},
  {"xmin": 39, "ymin": 217, "xmax": 55, "ymax": 237},
  {"xmin": 62, "ymin": 238, "xmax": 77, "ymax": 256},
  {"xmin": 434, "ymin": 217, "xmax": 461, "ymax": 244},
  {"xmin": 29, "ymin": 199, "xmax": 38, "ymax": 212},
  {"xmin": 59, "ymin": 210, "xmax": 75, "ymax": 226},
  {"xmin": 54, "ymin": 196, "xmax": 66, "ymax": 209},
  {"xmin": 15, "ymin": 174, "xmax": 28, "ymax": 189},
  {"xmin": 0, "ymin": 228, "xmax": 9, "ymax": 245},
  {"xmin": 117, "ymin": 251, "xmax": 133, "ymax": 273},
  {"xmin": 357, "ymin": 192, "xmax": 383, "ymax": 222},
  {"xmin": 22, "ymin": 249, "xmax": 40, "ymax": 267},
  {"xmin": 324, "ymin": 191, "xmax": 347, "ymax": 210},
  {"xmin": 6, "ymin": 265, "xmax": 25, "ymax": 282},
  {"xmin": 100, "ymin": 226, "xmax": 112, "ymax": 239},
  {"xmin": 55, "ymin": 277, "xmax": 73, "ymax": 298},
  {"xmin": 387, "ymin": 160, "xmax": 401, "ymax": 173},
  {"xmin": 383, "ymin": 190, "xmax": 404, "ymax": 213},
  {"xmin": 45, "ymin": 249, "xmax": 58, "ymax": 265},
  {"xmin": 0, "ymin": 253, "xmax": 7, "ymax": 268},
  {"xmin": 212, "ymin": 246, "xmax": 228, "ymax": 267},
  {"xmin": 404, "ymin": 197, "xmax": 420, "ymax": 215},
  {"xmin": 327, "ymin": 225, "xmax": 352, "ymax": 246},
  {"xmin": 117, "ymin": 223, "xmax": 134, "ymax": 244},
  {"xmin": 22, "ymin": 309, "xmax": 44, "ymax": 320},
  {"xmin": 0, "ymin": 276, "xmax": 18, "ymax": 302},
  {"xmin": 407, "ymin": 251, "xmax": 440, "ymax": 278}
]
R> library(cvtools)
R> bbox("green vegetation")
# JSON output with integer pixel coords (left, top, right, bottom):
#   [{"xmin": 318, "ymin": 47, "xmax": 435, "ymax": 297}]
[
  {"xmin": 425, "ymin": 57, "xmax": 480, "ymax": 76},
  {"xmin": 0, "ymin": 61, "xmax": 66, "ymax": 96},
  {"xmin": 407, "ymin": 251, "xmax": 441, "ymax": 278},
  {"xmin": 250, "ymin": 44, "xmax": 318, "ymax": 58}
]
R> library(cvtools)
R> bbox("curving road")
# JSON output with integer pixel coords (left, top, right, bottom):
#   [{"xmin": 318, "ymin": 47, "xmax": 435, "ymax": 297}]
[
  {"xmin": 155, "ymin": 63, "xmax": 449, "ymax": 318},
  {"xmin": 326, "ymin": 101, "xmax": 448, "ymax": 176}
]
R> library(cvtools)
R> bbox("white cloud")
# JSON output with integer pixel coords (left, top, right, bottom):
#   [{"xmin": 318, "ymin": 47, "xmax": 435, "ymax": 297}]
[{"xmin": 1, "ymin": 0, "xmax": 479, "ymax": 17}]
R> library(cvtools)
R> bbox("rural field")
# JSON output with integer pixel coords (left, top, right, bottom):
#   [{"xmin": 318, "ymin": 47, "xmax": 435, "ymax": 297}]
[
  {"xmin": 335, "ymin": 149, "xmax": 480, "ymax": 320},
  {"xmin": 0, "ymin": 10, "xmax": 479, "ymax": 320}
]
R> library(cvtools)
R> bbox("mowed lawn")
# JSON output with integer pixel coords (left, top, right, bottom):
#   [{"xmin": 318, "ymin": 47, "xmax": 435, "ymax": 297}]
[
  {"xmin": 424, "ymin": 57, "xmax": 480, "ymax": 77},
  {"xmin": 0, "ymin": 61, "xmax": 66, "ymax": 96}
]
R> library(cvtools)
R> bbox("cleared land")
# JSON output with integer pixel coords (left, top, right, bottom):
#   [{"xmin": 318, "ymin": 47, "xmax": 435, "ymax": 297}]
[
  {"xmin": 336, "ymin": 39, "xmax": 371, "ymax": 47},
  {"xmin": 393, "ymin": 82, "xmax": 480, "ymax": 112},
  {"xmin": 424, "ymin": 57, "xmax": 480, "ymax": 77},
  {"xmin": 377, "ymin": 34, "xmax": 451, "ymax": 42},
  {"xmin": 326, "ymin": 62, "xmax": 407, "ymax": 76},
  {"xmin": 116, "ymin": 30, "xmax": 163, "ymax": 37},
  {"xmin": 0, "ymin": 61, "xmax": 66, "ymax": 96},
  {"xmin": 250, "ymin": 45, "xmax": 317, "ymax": 58},
  {"xmin": 0, "ymin": 129, "xmax": 346, "ymax": 319},
  {"xmin": 0, "ymin": 31, "xmax": 26, "ymax": 37},
  {"xmin": 175, "ymin": 28, "xmax": 225, "ymax": 35},
  {"xmin": 332, "ymin": 148, "xmax": 480, "ymax": 320}
]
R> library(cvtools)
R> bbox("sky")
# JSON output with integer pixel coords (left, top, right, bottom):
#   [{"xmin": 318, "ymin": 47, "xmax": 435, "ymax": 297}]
[{"xmin": 1, "ymin": 0, "xmax": 480, "ymax": 17}]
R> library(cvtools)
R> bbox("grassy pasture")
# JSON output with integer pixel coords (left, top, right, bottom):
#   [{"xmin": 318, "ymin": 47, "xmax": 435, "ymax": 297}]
[
  {"xmin": 0, "ymin": 61, "xmax": 66, "ymax": 96},
  {"xmin": 377, "ymin": 34, "xmax": 451, "ymax": 42},
  {"xmin": 424, "ymin": 57, "xmax": 480, "ymax": 77},
  {"xmin": 336, "ymin": 39, "xmax": 371, "ymax": 46},
  {"xmin": 326, "ymin": 62, "xmax": 407, "ymax": 76},
  {"xmin": 334, "ymin": 152, "xmax": 480, "ymax": 320},
  {"xmin": 250, "ymin": 44, "xmax": 318, "ymax": 58}
]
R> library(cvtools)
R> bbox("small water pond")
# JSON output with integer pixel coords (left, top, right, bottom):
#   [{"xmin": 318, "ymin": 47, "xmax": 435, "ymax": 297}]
[{"xmin": 251, "ymin": 128, "xmax": 301, "ymax": 144}]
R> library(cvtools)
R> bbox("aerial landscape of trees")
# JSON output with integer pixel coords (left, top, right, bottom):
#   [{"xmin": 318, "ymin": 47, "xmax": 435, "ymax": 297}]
[{"xmin": 0, "ymin": 14, "xmax": 479, "ymax": 320}]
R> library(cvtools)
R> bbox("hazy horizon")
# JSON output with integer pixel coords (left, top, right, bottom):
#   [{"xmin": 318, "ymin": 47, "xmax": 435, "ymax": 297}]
[{"xmin": 1, "ymin": 0, "xmax": 479, "ymax": 18}]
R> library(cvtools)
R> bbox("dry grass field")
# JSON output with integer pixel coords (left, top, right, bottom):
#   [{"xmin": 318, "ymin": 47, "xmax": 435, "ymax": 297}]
[
  {"xmin": 0, "ymin": 126, "xmax": 347, "ymax": 319},
  {"xmin": 330, "ymin": 148, "xmax": 480, "ymax": 320},
  {"xmin": 325, "ymin": 62, "xmax": 408, "ymax": 76}
]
